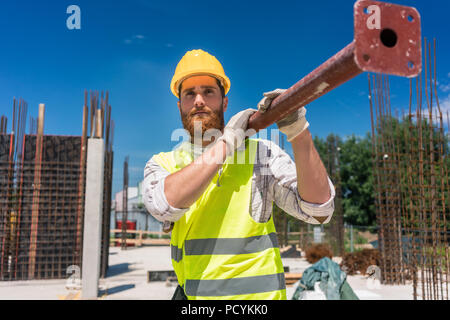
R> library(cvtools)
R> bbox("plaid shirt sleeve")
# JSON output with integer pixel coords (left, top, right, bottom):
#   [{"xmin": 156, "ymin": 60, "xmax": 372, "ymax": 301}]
[
  {"xmin": 254, "ymin": 139, "xmax": 335, "ymax": 225},
  {"xmin": 143, "ymin": 157, "xmax": 189, "ymax": 227}
]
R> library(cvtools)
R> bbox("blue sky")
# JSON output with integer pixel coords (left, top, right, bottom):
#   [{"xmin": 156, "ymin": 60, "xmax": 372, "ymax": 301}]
[{"xmin": 0, "ymin": 0, "xmax": 449, "ymax": 195}]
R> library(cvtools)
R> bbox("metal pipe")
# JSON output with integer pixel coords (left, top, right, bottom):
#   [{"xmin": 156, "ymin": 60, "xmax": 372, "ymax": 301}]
[{"xmin": 248, "ymin": 0, "xmax": 422, "ymax": 131}]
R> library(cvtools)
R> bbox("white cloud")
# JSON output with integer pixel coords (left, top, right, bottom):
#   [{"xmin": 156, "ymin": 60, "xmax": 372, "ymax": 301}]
[
  {"xmin": 412, "ymin": 94, "xmax": 450, "ymax": 121},
  {"xmin": 440, "ymin": 94, "xmax": 450, "ymax": 114},
  {"xmin": 439, "ymin": 83, "xmax": 450, "ymax": 93},
  {"xmin": 124, "ymin": 35, "xmax": 146, "ymax": 45}
]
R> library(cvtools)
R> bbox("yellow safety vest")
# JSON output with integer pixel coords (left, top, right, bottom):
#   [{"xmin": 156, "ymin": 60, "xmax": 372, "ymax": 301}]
[{"xmin": 152, "ymin": 139, "xmax": 286, "ymax": 300}]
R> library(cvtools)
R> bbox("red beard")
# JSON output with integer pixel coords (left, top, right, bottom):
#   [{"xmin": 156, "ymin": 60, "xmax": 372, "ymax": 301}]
[{"xmin": 181, "ymin": 105, "xmax": 225, "ymax": 144}]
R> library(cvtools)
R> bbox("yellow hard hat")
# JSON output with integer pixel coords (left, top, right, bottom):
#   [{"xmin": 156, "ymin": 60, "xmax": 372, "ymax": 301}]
[{"xmin": 170, "ymin": 49, "xmax": 231, "ymax": 98}]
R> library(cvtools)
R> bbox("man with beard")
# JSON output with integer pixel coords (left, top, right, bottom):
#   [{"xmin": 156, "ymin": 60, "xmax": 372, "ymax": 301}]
[{"xmin": 143, "ymin": 49, "xmax": 335, "ymax": 300}]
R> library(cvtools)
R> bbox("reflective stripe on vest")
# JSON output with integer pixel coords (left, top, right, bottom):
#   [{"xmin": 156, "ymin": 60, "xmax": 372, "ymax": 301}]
[
  {"xmin": 185, "ymin": 232, "xmax": 279, "ymax": 256},
  {"xmin": 171, "ymin": 244, "xmax": 183, "ymax": 262},
  {"xmin": 185, "ymin": 273, "xmax": 286, "ymax": 297}
]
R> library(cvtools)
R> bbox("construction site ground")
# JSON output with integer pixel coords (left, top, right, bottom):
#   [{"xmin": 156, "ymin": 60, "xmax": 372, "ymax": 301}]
[{"xmin": 0, "ymin": 246, "xmax": 414, "ymax": 300}]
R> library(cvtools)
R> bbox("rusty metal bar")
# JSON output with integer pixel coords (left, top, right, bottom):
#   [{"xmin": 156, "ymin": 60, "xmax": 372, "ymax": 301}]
[
  {"xmin": 101, "ymin": 96, "xmax": 113, "ymax": 277},
  {"xmin": 90, "ymin": 91, "xmax": 95, "ymax": 138},
  {"xmin": 75, "ymin": 93, "xmax": 88, "ymax": 265},
  {"xmin": 0, "ymin": 116, "xmax": 6, "ymax": 134},
  {"xmin": 101, "ymin": 92, "xmax": 105, "ymax": 139},
  {"xmin": 95, "ymin": 109, "xmax": 102, "ymax": 138},
  {"xmin": 28, "ymin": 103, "xmax": 45, "ymax": 279},
  {"xmin": 121, "ymin": 156, "xmax": 129, "ymax": 250},
  {"xmin": 9, "ymin": 99, "xmax": 28, "ymax": 279},
  {"xmin": 248, "ymin": 0, "xmax": 422, "ymax": 132}
]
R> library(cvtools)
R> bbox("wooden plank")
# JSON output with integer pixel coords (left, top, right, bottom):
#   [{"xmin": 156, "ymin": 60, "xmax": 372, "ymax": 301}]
[
  {"xmin": 285, "ymin": 273, "xmax": 303, "ymax": 280},
  {"xmin": 110, "ymin": 229, "xmax": 168, "ymax": 236},
  {"xmin": 141, "ymin": 239, "xmax": 170, "ymax": 245},
  {"xmin": 112, "ymin": 238, "xmax": 170, "ymax": 246},
  {"xmin": 285, "ymin": 273, "xmax": 303, "ymax": 287}
]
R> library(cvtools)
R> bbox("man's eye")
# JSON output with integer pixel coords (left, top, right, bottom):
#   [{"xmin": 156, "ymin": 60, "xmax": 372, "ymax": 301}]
[
  {"xmin": 206, "ymin": 89, "xmax": 213, "ymax": 94},
  {"xmin": 186, "ymin": 92, "xmax": 194, "ymax": 96}
]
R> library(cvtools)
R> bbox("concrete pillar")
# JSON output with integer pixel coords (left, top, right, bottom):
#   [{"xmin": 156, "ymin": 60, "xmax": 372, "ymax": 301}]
[{"xmin": 82, "ymin": 138, "xmax": 105, "ymax": 299}]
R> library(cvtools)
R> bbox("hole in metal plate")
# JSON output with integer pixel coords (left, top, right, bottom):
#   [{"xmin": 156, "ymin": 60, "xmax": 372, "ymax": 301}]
[{"xmin": 380, "ymin": 28, "xmax": 398, "ymax": 48}]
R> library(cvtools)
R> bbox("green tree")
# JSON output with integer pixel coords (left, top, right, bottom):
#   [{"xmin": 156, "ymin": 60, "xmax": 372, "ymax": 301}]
[
  {"xmin": 338, "ymin": 134, "xmax": 376, "ymax": 226},
  {"xmin": 314, "ymin": 133, "xmax": 376, "ymax": 226}
]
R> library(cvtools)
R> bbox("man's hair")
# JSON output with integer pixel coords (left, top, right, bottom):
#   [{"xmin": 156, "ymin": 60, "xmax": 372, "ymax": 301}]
[{"xmin": 178, "ymin": 78, "xmax": 225, "ymax": 100}]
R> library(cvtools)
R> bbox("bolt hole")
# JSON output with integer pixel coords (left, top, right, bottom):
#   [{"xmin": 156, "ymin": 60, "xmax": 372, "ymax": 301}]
[
  {"xmin": 363, "ymin": 7, "xmax": 369, "ymax": 14},
  {"xmin": 408, "ymin": 15, "xmax": 414, "ymax": 22},
  {"xmin": 408, "ymin": 61, "xmax": 414, "ymax": 69},
  {"xmin": 363, "ymin": 54, "xmax": 370, "ymax": 62},
  {"xmin": 380, "ymin": 28, "xmax": 398, "ymax": 48}
]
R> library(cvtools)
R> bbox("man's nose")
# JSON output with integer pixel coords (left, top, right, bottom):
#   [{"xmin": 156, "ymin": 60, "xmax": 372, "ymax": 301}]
[{"xmin": 194, "ymin": 93, "xmax": 205, "ymax": 107}]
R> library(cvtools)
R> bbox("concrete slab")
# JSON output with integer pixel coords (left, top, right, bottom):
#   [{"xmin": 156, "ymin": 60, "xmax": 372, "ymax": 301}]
[
  {"xmin": 0, "ymin": 246, "xmax": 414, "ymax": 300},
  {"xmin": 0, "ymin": 279, "xmax": 70, "ymax": 300},
  {"xmin": 345, "ymin": 274, "xmax": 414, "ymax": 300}
]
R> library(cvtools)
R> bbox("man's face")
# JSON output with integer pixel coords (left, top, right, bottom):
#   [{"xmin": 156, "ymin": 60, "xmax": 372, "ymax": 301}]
[{"xmin": 177, "ymin": 75, "xmax": 228, "ymax": 143}]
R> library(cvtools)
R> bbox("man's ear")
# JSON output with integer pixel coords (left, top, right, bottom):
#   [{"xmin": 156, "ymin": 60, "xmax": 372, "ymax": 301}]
[
  {"xmin": 223, "ymin": 96, "xmax": 228, "ymax": 113},
  {"xmin": 177, "ymin": 100, "xmax": 181, "ymax": 112}
]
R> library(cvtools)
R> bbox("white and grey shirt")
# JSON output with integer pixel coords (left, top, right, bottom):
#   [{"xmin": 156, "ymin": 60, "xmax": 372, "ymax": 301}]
[{"xmin": 143, "ymin": 139, "xmax": 335, "ymax": 230}]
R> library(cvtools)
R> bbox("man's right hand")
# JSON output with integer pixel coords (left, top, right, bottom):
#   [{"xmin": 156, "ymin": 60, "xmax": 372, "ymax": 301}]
[
  {"xmin": 165, "ymin": 109, "xmax": 255, "ymax": 210},
  {"xmin": 218, "ymin": 108, "xmax": 256, "ymax": 156}
]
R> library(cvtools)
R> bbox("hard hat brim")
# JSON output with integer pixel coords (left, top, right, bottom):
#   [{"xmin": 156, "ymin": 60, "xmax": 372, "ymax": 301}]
[{"xmin": 171, "ymin": 72, "xmax": 230, "ymax": 98}]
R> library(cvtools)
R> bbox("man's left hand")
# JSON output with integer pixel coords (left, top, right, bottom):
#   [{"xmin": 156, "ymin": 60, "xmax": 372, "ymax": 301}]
[{"xmin": 257, "ymin": 89, "xmax": 310, "ymax": 141}]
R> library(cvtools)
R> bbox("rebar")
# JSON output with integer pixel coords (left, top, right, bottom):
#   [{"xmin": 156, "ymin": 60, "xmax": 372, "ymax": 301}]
[
  {"xmin": 322, "ymin": 135, "xmax": 345, "ymax": 256},
  {"xmin": 121, "ymin": 156, "xmax": 129, "ymax": 250},
  {"xmin": 0, "ymin": 91, "xmax": 114, "ymax": 281},
  {"xmin": 369, "ymin": 38, "xmax": 449, "ymax": 299}
]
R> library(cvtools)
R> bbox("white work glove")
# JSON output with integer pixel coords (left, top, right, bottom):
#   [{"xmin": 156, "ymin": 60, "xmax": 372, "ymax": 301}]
[
  {"xmin": 257, "ymin": 89, "xmax": 309, "ymax": 141},
  {"xmin": 218, "ymin": 108, "xmax": 256, "ymax": 156}
]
